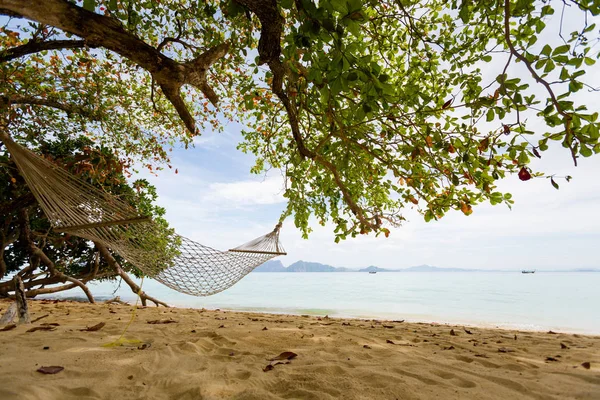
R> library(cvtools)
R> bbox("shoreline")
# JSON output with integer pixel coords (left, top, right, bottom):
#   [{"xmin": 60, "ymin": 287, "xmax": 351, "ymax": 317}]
[
  {"xmin": 1, "ymin": 298, "xmax": 599, "ymax": 399},
  {"xmin": 38, "ymin": 294, "xmax": 600, "ymax": 336}
]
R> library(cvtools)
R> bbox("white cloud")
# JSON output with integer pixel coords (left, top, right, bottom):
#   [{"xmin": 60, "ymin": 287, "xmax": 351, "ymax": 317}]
[{"xmin": 203, "ymin": 175, "xmax": 286, "ymax": 207}]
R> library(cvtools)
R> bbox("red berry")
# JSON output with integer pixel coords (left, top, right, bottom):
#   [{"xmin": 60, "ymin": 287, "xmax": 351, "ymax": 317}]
[{"xmin": 518, "ymin": 167, "xmax": 531, "ymax": 181}]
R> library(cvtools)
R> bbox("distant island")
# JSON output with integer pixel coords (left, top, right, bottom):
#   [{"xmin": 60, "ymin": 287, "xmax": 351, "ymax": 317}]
[
  {"xmin": 253, "ymin": 260, "xmax": 600, "ymax": 273},
  {"xmin": 254, "ymin": 261, "xmax": 480, "ymax": 273}
]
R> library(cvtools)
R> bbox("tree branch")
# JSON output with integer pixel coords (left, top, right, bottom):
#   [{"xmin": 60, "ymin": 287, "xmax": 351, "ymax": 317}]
[
  {"xmin": 96, "ymin": 243, "xmax": 168, "ymax": 307},
  {"xmin": 0, "ymin": 0, "xmax": 229, "ymax": 135},
  {"xmin": 0, "ymin": 39, "xmax": 87, "ymax": 63},
  {"xmin": 503, "ymin": 0, "xmax": 577, "ymax": 166},
  {"xmin": 1, "ymin": 94, "xmax": 101, "ymax": 120}
]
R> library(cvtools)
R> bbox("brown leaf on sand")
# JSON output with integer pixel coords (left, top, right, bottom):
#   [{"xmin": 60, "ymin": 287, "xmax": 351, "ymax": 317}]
[
  {"xmin": 450, "ymin": 329, "xmax": 457, "ymax": 336},
  {"xmin": 137, "ymin": 343, "xmax": 151, "ymax": 350},
  {"xmin": 383, "ymin": 325, "xmax": 394, "ymax": 329},
  {"xmin": 147, "ymin": 319, "xmax": 177, "ymax": 324},
  {"xmin": 37, "ymin": 366, "xmax": 64, "ymax": 374},
  {"xmin": 392, "ymin": 320, "xmax": 405, "ymax": 323},
  {"xmin": 41, "ymin": 323, "xmax": 60, "ymax": 327},
  {"xmin": 80, "ymin": 322, "xmax": 105, "ymax": 332},
  {"xmin": 0, "ymin": 324, "xmax": 16, "ymax": 332},
  {"xmin": 464, "ymin": 328, "xmax": 473, "ymax": 335},
  {"xmin": 386, "ymin": 340, "xmax": 395, "ymax": 344},
  {"xmin": 27, "ymin": 326, "xmax": 56, "ymax": 333},
  {"xmin": 363, "ymin": 345, "xmax": 372, "ymax": 349},
  {"xmin": 498, "ymin": 347, "xmax": 515, "ymax": 353},
  {"xmin": 546, "ymin": 357, "xmax": 559, "ymax": 362},
  {"xmin": 581, "ymin": 362, "xmax": 591, "ymax": 370},
  {"xmin": 262, "ymin": 364, "xmax": 274, "ymax": 372},
  {"xmin": 262, "ymin": 327, "xmax": 268, "ymax": 331},
  {"xmin": 560, "ymin": 343, "xmax": 569, "ymax": 349},
  {"xmin": 443, "ymin": 346, "xmax": 455, "ymax": 350},
  {"xmin": 547, "ymin": 330, "xmax": 558, "ymax": 334},
  {"xmin": 268, "ymin": 352, "xmax": 298, "ymax": 361},
  {"xmin": 475, "ymin": 354, "xmax": 489, "ymax": 358},
  {"xmin": 342, "ymin": 322, "xmax": 351, "ymax": 326}
]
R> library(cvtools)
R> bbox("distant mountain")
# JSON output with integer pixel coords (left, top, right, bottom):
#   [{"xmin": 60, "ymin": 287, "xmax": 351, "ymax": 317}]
[
  {"xmin": 253, "ymin": 260, "xmax": 286, "ymax": 272},
  {"xmin": 402, "ymin": 264, "xmax": 475, "ymax": 272},
  {"xmin": 287, "ymin": 261, "xmax": 338, "ymax": 272},
  {"xmin": 358, "ymin": 266, "xmax": 394, "ymax": 272},
  {"xmin": 253, "ymin": 261, "xmax": 597, "ymax": 273}
]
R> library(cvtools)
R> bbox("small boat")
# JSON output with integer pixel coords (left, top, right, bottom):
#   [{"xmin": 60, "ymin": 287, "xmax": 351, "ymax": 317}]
[
  {"xmin": 521, "ymin": 270, "xmax": 536, "ymax": 274},
  {"xmin": 369, "ymin": 271, "xmax": 377, "ymax": 274}
]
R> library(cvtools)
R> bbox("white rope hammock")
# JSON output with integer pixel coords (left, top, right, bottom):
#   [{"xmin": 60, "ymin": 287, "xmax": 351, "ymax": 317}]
[{"xmin": 0, "ymin": 132, "xmax": 285, "ymax": 296}]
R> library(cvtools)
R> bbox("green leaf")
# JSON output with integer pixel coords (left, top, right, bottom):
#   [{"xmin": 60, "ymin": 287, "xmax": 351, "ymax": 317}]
[
  {"xmin": 486, "ymin": 108, "xmax": 494, "ymax": 122},
  {"xmin": 540, "ymin": 44, "xmax": 552, "ymax": 57},
  {"xmin": 550, "ymin": 177, "xmax": 559, "ymax": 190},
  {"xmin": 83, "ymin": 0, "xmax": 96, "ymax": 11},
  {"xmin": 552, "ymin": 45, "xmax": 570, "ymax": 56},
  {"xmin": 281, "ymin": 0, "xmax": 294, "ymax": 9}
]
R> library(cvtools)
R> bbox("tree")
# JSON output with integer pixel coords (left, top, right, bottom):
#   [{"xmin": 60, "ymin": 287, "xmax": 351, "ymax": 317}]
[
  {"xmin": 0, "ymin": 133, "xmax": 170, "ymax": 305},
  {"xmin": 0, "ymin": 0, "xmax": 599, "ymax": 246}
]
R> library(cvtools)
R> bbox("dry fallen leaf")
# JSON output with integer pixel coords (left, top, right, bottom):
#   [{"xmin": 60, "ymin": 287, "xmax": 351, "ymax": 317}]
[
  {"xmin": 386, "ymin": 340, "xmax": 395, "ymax": 344},
  {"xmin": 560, "ymin": 343, "xmax": 569, "ymax": 349},
  {"xmin": 137, "ymin": 343, "xmax": 151, "ymax": 350},
  {"xmin": 363, "ymin": 345, "xmax": 372, "ymax": 349},
  {"xmin": 262, "ymin": 364, "xmax": 274, "ymax": 372},
  {"xmin": 450, "ymin": 329, "xmax": 457, "ymax": 336},
  {"xmin": 581, "ymin": 362, "xmax": 591, "ymax": 370},
  {"xmin": 147, "ymin": 319, "xmax": 177, "ymax": 324},
  {"xmin": 268, "ymin": 352, "xmax": 298, "ymax": 361},
  {"xmin": 498, "ymin": 347, "xmax": 515, "ymax": 353},
  {"xmin": 383, "ymin": 325, "xmax": 394, "ymax": 329},
  {"xmin": 80, "ymin": 322, "xmax": 105, "ymax": 332},
  {"xmin": 37, "ymin": 366, "xmax": 64, "ymax": 374}
]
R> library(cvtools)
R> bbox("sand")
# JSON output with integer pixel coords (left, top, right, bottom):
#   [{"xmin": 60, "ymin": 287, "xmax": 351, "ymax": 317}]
[{"xmin": 0, "ymin": 298, "xmax": 598, "ymax": 400}]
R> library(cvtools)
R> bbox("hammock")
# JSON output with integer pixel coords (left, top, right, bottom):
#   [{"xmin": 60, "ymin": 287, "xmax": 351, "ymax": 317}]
[{"xmin": 0, "ymin": 132, "xmax": 285, "ymax": 296}]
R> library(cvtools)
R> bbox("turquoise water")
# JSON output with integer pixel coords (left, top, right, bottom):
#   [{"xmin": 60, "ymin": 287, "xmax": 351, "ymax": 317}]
[{"xmin": 45, "ymin": 272, "xmax": 600, "ymax": 334}]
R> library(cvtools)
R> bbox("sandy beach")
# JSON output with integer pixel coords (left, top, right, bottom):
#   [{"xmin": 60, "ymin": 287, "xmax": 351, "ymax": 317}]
[{"xmin": 0, "ymin": 298, "xmax": 598, "ymax": 400}]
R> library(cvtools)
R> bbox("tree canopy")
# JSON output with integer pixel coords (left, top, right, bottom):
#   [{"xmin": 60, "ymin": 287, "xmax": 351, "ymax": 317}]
[{"xmin": 1, "ymin": 0, "xmax": 599, "ymax": 243}]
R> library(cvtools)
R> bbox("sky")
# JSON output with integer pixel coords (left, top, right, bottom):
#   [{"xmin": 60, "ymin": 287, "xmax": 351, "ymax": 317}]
[{"xmin": 128, "ymin": 6, "xmax": 600, "ymax": 271}]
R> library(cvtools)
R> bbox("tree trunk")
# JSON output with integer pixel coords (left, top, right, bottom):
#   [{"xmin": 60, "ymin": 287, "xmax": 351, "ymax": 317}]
[{"xmin": 14, "ymin": 275, "xmax": 30, "ymax": 324}]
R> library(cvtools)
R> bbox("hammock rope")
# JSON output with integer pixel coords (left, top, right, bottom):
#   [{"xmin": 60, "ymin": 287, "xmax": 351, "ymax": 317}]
[{"xmin": 0, "ymin": 132, "xmax": 285, "ymax": 297}]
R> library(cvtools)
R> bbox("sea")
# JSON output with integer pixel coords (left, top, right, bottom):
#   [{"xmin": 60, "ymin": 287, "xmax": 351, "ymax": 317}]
[{"xmin": 41, "ymin": 272, "xmax": 600, "ymax": 335}]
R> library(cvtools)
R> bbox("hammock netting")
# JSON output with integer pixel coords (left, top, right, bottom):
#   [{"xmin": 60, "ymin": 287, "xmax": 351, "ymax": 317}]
[{"xmin": 1, "ymin": 133, "xmax": 285, "ymax": 296}]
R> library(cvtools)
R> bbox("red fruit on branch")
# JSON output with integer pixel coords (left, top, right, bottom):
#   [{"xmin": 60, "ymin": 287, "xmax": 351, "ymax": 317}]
[{"xmin": 518, "ymin": 167, "xmax": 531, "ymax": 181}]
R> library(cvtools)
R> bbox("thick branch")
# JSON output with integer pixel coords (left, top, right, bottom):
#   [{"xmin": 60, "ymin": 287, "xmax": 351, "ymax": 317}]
[
  {"xmin": 96, "ymin": 243, "xmax": 168, "ymax": 307},
  {"xmin": 1, "ymin": 94, "xmax": 102, "ymax": 121},
  {"xmin": 0, "ymin": 39, "xmax": 87, "ymax": 63},
  {"xmin": 18, "ymin": 208, "xmax": 95, "ymax": 303},
  {"xmin": 0, "ymin": 0, "xmax": 229, "ymax": 135},
  {"xmin": 238, "ymin": 0, "xmax": 377, "ymax": 231}
]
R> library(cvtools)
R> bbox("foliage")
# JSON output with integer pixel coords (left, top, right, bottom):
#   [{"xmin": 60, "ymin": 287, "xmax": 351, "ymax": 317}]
[
  {"xmin": 0, "ymin": 0, "xmax": 599, "ymax": 242},
  {"xmin": 0, "ymin": 133, "xmax": 173, "ymax": 279}
]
